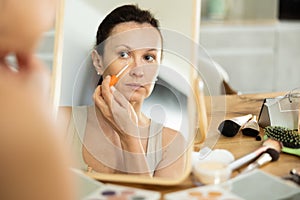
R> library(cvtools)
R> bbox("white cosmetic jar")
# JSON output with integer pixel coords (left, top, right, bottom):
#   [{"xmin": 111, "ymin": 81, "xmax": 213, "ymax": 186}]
[{"xmin": 193, "ymin": 161, "xmax": 232, "ymax": 185}]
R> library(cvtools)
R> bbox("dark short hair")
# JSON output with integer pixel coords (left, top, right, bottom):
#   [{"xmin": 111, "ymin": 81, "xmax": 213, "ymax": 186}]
[{"xmin": 95, "ymin": 4, "xmax": 161, "ymax": 55}]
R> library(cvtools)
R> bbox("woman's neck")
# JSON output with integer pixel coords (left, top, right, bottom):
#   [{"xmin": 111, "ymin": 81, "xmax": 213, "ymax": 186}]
[{"xmin": 130, "ymin": 101, "xmax": 150, "ymax": 127}]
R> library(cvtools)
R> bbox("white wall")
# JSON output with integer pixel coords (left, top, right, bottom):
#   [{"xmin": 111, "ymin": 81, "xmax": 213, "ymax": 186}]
[
  {"xmin": 199, "ymin": 22, "xmax": 300, "ymax": 94},
  {"xmin": 60, "ymin": 0, "xmax": 200, "ymax": 105}
]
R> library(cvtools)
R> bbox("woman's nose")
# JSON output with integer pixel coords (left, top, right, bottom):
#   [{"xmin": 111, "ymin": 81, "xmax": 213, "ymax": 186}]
[
  {"xmin": 129, "ymin": 66, "xmax": 144, "ymax": 78},
  {"xmin": 128, "ymin": 56, "xmax": 145, "ymax": 77}
]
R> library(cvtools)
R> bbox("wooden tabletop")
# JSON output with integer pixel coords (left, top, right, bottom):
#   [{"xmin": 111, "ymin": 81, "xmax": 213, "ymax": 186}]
[
  {"xmin": 209, "ymin": 92, "xmax": 300, "ymax": 177},
  {"xmin": 104, "ymin": 92, "xmax": 300, "ymax": 199}
]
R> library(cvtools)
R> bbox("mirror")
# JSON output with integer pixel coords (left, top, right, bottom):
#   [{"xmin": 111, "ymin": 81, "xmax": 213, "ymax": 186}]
[
  {"xmin": 36, "ymin": 0, "xmax": 64, "ymax": 113},
  {"xmin": 50, "ymin": 0, "xmax": 64, "ymax": 113},
  {"xmin": 56, "ymin": 0, "xmax": 214, "ymax": 185}
]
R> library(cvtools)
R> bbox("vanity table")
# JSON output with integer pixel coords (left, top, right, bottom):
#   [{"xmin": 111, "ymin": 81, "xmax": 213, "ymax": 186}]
[{"xmin": 102, "ymin": 92, "xmax": 300, "ymax": 199}]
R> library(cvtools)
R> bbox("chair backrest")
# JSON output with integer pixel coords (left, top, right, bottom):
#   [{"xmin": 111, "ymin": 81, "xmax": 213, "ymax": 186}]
[{"xmin": 198, "ymin": 57, "xmax": 226, "ymax": 95}]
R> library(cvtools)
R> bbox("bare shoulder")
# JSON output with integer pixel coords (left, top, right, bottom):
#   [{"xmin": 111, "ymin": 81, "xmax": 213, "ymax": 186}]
[
  {"xmin": 58, "ymin": 106, "xmax": 72, "ymax": 113},
  {"xmin": 161, "ymin": 127, "xmax": 185, "ymax": 147},
  {"xmin": 57, "ymin": 106, "xmax": 72, "ymax": 134}
]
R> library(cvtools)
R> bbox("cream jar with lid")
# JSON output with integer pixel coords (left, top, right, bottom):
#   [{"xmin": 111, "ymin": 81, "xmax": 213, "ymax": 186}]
[
  {"xmin": 192, "ymin": 148, "xmax": 233, "ymax": 185},
  {"xmin": 193, "ymin": 161, "xmax": 232, "ymax": 185}
]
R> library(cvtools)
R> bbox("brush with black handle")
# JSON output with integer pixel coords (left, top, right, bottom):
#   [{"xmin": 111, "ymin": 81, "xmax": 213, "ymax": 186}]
[{"xmin": 241, "ymin": 148, "xmax": 280, "ymax": 174}]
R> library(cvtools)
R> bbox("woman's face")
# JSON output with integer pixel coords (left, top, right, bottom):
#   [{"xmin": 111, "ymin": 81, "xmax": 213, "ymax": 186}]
[{"xmin": 101, "ymin": 22, "xmax": 162, "ymax": 104}]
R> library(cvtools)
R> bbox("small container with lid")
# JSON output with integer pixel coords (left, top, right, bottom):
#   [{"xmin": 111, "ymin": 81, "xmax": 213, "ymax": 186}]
[{"xmin": 193, "ymin": 161, "xmax": 232, "ymax": 185}]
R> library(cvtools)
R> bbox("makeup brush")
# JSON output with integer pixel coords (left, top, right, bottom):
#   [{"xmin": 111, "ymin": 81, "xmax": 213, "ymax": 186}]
[
  {"xmin": 241, "ymin": 148, "xmax": 280, "ymax": 174},
  {"xmin": 228, "ymin": 146, "xmax": 269, "ymax": 171},
  {"xmin": 218, "ymin": 114, "xmax": 253, "ymax": 137},
  {"xmin": 109, "ymin": 64, "xmax": 129, "ymax": 86},
  {"xmin": 242, "ymin": 115, "xmax": 260, "ymax": 137},
  {"xmin": 228, "ymin": 138, "xmax": 281, "ymax": 171}
]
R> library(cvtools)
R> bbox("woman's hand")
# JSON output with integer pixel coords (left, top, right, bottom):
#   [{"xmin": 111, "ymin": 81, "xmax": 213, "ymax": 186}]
[
  {"xmin": 93, "ymin": 75, "xmax": 139, "ymax": 140},
  {"xmin": 93, "ymin": 76, "xmax": 152, "ymax": 175}
]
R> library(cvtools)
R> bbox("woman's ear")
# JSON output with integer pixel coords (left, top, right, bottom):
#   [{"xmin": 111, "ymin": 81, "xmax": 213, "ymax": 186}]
[{"xmin": 91, "ymin": 50, "xmax": 104, "ymax": 75}]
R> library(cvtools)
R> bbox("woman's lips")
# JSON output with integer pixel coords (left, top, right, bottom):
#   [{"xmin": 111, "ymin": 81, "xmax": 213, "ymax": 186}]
[{"xmin": 125, "ymin": 83, "xmax": 143, "ymax": 90}]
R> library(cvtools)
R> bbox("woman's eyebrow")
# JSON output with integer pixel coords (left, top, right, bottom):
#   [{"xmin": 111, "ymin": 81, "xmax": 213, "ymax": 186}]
[
  {"xmin": 146, "ymin": 48, "xmax": 158, "ymax": 52},
  {"xmin": 114, "ymin": 44, "xmax": 131, "ymax": 50},
  {"xmin": 114, "ymin": 45, "xmax": 159, "ymax": 52}
]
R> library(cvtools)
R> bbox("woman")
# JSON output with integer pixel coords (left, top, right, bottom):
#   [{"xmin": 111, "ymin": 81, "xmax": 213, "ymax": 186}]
[
  {"xmin": 61, "ymin": 5, "xmax": 186, "ymax": 178},
  {"xmin": 0, "ymin": 0, "xmax": 74, "ymax": 199}
]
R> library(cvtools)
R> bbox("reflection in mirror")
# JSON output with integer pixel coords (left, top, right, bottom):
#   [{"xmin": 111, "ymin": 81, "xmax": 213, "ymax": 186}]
[
  {"xmin": 77, "ymin": 20, "xmax": 188, "ymax": 177},
  {"xmin": 58, "ymin": 0, "xmax": 211, "ymax": 185},
  {"xmin": 63, "ymin": 5, "xmax": 193, "ymax": 182}
]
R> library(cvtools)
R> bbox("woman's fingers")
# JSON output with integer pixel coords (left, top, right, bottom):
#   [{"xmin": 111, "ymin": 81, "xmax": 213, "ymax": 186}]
[
  {"xmin": 94, "ymin": 76, "xmax": 114, "ymax": 113},
  {"xmin": 98, "ymin": 75, "xmax": 127, "ymax": 109},
  {"xmin": 101, "ymin": 75, "xmax": 113, "ymax": 106},
  {"xmin": 94, "ymin": 78, "xmax": 138, "ymax": 134},
  {"xmin": 111, "ymin": 86, "xmax": 129, "ymax": 109},
  {"xmin": 93, "ymin": 85, "xmax": 112, "ymax": 119},
  {"xmin": 93, "ymin": 86, "xmax": 102, "ymax": 107},
  {"xmin": 111, "ymin": 87, "xmax": 138, "ymax": 125}
]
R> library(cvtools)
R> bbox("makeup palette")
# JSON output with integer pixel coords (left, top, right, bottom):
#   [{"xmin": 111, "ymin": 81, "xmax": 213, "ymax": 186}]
[
  {"xmin": 84, "ymin": 183, "xmax": 161, "ymax": 200},
  {"xmin": 164, "ymin": 185, "xmax": 242, "ymax": 200},
  {"xmin": 72, "ymin": 168, "xmax": 160, "ymax": 200}
]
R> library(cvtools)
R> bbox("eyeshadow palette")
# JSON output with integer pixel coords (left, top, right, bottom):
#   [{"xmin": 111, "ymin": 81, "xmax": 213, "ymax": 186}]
[
  {"xmin": 83, "ymin": 183, "xmax": 161, "ymax": 200},
  {"xmin": 164, "ymin": 185, "xmax": 242, "ymax": 200},
  {"xmin": 72, "ymin": 168, "xmax": 160, "ymax": 200}
]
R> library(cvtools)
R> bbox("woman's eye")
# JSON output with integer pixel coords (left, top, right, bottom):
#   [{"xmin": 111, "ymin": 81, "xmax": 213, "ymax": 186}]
[
  {"xmin": 144, "ymin": 55, "xmax": 155, "ymax": 62},
  {"xmin": 119, "ymin": 51, "xmax": 129, "ymax": 58}
]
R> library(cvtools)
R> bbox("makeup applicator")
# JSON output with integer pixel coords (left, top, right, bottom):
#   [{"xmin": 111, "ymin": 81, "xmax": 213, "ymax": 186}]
[
  {"xmin": 241, "ymin": 148, "xmax": 280, "ymax": 174},
  {"xmin": 242, "ymin": 115, "xmax": 260, "ymax": 137},
  {"xmin": 109, "ymin": 64, "xmax": 129, "ymax": 86},
  {"xmin": 228, "ymin": 138, "xmax": 282, "ymax": 171},
  {"xmin": 218, "ymin": 114, "xmax": 253, "ymax": 137}
]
